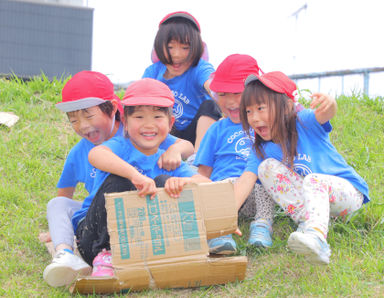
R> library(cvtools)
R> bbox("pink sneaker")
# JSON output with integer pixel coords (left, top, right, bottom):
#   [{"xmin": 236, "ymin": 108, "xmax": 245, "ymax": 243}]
[{"xmin": 91, "ymin": 249, "xmax": 114, "ymax": 277}]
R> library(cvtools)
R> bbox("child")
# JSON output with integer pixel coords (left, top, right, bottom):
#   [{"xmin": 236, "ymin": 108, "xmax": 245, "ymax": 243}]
[
  {"xmin": 194, "ymin": 54, "xmax": 276, "ymax": 254},
  {"xmin": 43, "ymin": 71, "xmax": 194, "ymax": 287},
  {"xmin": 74, "ymin": 78, "xmax": 211, "ymax": 276},
  {"xmin": 235, "ymin": 71, "xmax": 370, "ymax": 265},
  {"xmin": 142, "ymin": 11, "xmax": 222, "ymax": 153}
]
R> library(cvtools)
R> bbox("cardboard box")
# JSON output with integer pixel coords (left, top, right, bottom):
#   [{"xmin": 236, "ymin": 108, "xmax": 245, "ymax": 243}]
[{"xmin": 71, "ymin": 181, "xmax": 248, "ymax": 294}]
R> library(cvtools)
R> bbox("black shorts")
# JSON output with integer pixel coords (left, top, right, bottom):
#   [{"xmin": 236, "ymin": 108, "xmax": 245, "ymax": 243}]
[{"xmin": 171, "ymin": 100, "xmax": 222, "ymax": 145}]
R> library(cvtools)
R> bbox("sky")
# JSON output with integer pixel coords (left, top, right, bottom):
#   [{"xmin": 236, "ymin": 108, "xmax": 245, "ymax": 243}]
[{"xmin": 87, "ymin": 0, "xmax": 384, "ymax": 97}]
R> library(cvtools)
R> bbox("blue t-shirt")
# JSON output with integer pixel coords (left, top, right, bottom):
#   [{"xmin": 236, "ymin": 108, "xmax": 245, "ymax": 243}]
[
  {"xmin": 71, "ymin": 136, "xmax": 197, "ymax": 231},
  {"xmin": 245, "ymin": 109, "xmax": 370, "ymax": 204},
  {"xmin": 194, "ymin": 118, "xmax": 254, "ymax": 181},
  {"xmin": 142, "ymin": 59, "xmax": 214, "ymax": 130},
  {"xmin": 56, "ymin": 123, "xmax": 124, "ymax": 194}
]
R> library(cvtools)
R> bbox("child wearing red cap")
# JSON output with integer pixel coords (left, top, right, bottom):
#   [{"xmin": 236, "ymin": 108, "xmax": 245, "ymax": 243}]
[
  {"xmin": 142, "ymin": 11, "xmax": 221, "ymax": 154},
  {"xmin": 194, "ymin": 54, "xmax": 275, "ymax": 254},
  {"xmin": 236, "ymin": 71, "xmax": 370, "ymax": 265},
  {"xmin": 74, "ymin": 78, "xmax": 210, "ymax": 277},
  {"xmin": 43, "ymin": 72, "xmax": 194, "ymax": 287}
]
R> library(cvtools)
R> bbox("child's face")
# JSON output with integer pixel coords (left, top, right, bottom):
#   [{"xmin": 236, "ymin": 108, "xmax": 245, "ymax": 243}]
[
  {"xmin": 215, "ymin": 92, "xmax": 242, "ymax": 123},
  {"xmin": 125, "ymin": 106, "xmax": 174, "ymax": 155},
  {"xmin": 67, "ymin": 105, "xmax": 115, "ymax": 145},
  {"xmin": 245, "ymin": 103, "xmax": 272, "ymax": 141},
  {"xmin": 164, "ymin": 40, "xmax": 192, "ymax": 79}
]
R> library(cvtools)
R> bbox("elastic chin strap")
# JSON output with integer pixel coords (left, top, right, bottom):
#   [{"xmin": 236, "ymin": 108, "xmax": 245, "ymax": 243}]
[{"xmin": 110, "ymin": 116, "xmax": 116, "ymax": 136}]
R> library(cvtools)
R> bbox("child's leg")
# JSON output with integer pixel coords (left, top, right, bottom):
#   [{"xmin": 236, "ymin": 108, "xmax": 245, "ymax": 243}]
[
  {"xmin": 302, "ymin": 173, "xmax": 364, "ymax": 237},
  {"xmin": 258, "ymin": 158, "xmax": 306, "ymax": 224},
  {"xmin": 46, "ymin": 196, "xmax": 82, "ymax": 251},
  {"xmin": 242, "ymin": 183, "xmax": 275, "ymax": 247},
  {"xmin": 75, "ymin": 174, "xmax": 136, "ymax": 266},
  {"xmin": 44, "ymin": 197, "xmax": 91, "ymax": 287}
]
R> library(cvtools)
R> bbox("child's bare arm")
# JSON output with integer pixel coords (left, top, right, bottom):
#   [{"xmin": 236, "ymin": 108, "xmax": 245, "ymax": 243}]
[
  {"xmin": 57, "ymin": 187, "xmax": 75, "ymax": 199},
  {"xmin": 164, "ymin": 174, "xmax": 211, "ymax": 198},
  {"xmin": 234, "ymin": 171, "xmax": 258, "ymax": 210},
  {"xmin": 197, "ymin": 165, "xmax": 213, "ymax": 178},
  {"xmin": 157, "ymin": 139, "xmax": 194, "ymax": 171},
  {"xmin": 89, "ymin": 145, "xmax": 157, "ymax": 198},
  {"xmin": 311, "ymin": 93, "xmax": 337, "ymax": 124}
]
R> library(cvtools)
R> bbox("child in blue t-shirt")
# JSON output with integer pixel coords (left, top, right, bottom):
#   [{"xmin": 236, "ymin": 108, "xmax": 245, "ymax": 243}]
[
  {"xmin": 142, "ymin": 11, "xmax": 221, "ymax": 152},
  {"xmin": 74, "ymin": 78, "xmax": 211, "ymax": 277},
  {"xmin": 194, "ymin": 54, "xmax": 276, "ymax": 255},
  {"xmin": 236, "ymin": 71, "xmax": 370, "ymax": 265},
  {"xmin": 42, "ymin": 71, "xmax": 194, "ymax": 287}
]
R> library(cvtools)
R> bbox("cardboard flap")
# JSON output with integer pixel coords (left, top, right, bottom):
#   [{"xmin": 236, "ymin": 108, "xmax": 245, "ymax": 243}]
[{"xmin": 195, "ymin": 181, "xmax": 238, "ymax": 239}]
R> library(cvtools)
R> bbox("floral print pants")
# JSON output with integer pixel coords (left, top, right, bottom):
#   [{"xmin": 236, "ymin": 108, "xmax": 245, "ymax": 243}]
[{"xmin": 257, "ymin": 158, "xmax": 364, "ymax": 237}]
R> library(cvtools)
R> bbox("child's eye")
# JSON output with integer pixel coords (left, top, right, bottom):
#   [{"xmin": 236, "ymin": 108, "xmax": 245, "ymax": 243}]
[
  {"xmin": 70, "ymin": 120, "xmax": 77, "ymax": 124},
  {"xmin": 245, "ymin": 109, "xmax": 251, "ymax": 114}
]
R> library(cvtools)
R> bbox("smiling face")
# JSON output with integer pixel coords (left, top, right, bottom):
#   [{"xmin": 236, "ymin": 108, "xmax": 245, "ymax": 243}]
[
  {"xmin": 215, "ymin": 92, "xmax": 242, "ymax": 123},
  {"xmin": 67, "ymin": 105, "xmax": 117, "ymax": 145},
  {"xmin": 124, "ymin": 106, "xmax": 174, "ymax": 155},
  {"xmin": 245, "ymin": 103, "xmax": 272, "ymax": 141},
  {"xmin": 163, "ymin": 40, "xmax": 192, "ymax": 79}
]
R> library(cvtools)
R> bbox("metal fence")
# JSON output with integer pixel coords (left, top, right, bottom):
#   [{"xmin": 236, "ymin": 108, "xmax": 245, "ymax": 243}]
[{"xmin": 289, "ymin": 67, "xmax": 384, "ymax": 97}]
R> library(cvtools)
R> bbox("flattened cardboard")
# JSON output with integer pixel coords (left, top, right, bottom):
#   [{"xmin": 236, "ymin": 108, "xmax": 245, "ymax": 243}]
[{"xmin": 72, "ymin": 181, "xmax": 247, "ymax": 294}]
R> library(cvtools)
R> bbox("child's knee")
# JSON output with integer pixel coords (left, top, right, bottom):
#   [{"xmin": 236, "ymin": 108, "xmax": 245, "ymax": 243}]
[{"xmin": 258, "ymin": 158, "xmax": 280, "ymax": 179}]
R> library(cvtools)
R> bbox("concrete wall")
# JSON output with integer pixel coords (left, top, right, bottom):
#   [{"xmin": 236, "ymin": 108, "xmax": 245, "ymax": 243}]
[{"xmin": 0, "ymin": 0, "xmax": 93, "ymax": 79}]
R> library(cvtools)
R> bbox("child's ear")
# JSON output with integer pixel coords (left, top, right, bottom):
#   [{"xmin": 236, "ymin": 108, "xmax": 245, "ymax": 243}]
[
  {"xmin": 111, "ymin": 99, "xmax": 119, "ymax": 115},
  {"xmin": 169, "ymin": 116, "xmax": 175, "ymax": 131}
]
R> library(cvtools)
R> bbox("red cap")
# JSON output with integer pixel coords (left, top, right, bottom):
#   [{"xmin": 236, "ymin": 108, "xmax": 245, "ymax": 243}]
[
  {"xmin": 244, "ymin": 71, "xmax": 297, "ymax": 101},
  {"xmin": 210, "ymin": 54, "xmax": 263, "ymax": 93},
  {"xmin": 56, "ymin": 71, "xmax": 123, "ymax": 115},
  {"xmin": 159, "ymin": 11, "xmax": 200, "ymax": 32},
  {"xmin": 122, "ymin": 78, "xmax": 174, "ymax": 107}
]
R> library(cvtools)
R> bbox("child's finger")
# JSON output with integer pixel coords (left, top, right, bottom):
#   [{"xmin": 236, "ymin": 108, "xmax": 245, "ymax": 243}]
[{"xmin": 234, "ymin": 228, "xmax": 242, "ymax": 236}]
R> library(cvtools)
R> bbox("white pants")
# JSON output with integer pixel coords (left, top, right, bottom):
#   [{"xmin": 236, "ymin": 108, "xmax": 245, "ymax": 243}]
[
  {"xmin": 46, "ymin": 197, "xmax": 82, "ymax": 250},
  {"xmin": 258, "ymin": 158, "xmax": 364, "ymax": 237}
]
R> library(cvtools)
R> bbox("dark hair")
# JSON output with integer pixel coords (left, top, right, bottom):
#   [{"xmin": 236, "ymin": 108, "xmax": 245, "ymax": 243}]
[
  {"xmin": 240, "ymin": 80, "xmax": 298, "ymax": 167},
  {"xmin": 98, "ymin": 101, "xmax": 121, "ymax": 121},
  {"xmin": 154, "ymin": 18, "xmax": 203, "ymax": 67}
]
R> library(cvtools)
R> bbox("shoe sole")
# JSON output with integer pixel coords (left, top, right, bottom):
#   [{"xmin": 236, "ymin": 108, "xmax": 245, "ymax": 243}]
[
  {"xmin": 43, "ymin": 264, "xmax": 92, "ymax": 287},
  {"xmin": 288, "ymin": 233, "xmax": 329, "ymax": 265},
  {"xmin": 209, "ymin": 243, "xmax": 236, "ymax": 255},
  {"xmin": 248, "ymin": 240, "xmax": 272, "ymax": 248}
]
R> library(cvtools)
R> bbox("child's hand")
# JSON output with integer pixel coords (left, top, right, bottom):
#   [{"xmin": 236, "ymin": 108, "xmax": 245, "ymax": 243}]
[
  {"xmin": 310, "ymin": 92, "xmax": 337, "ymax": 124},
  {"xmin": 164, "ymin": 177, "xmax": 191, "ymax": 198},
  {"xmin": 131, "ymin": 174, "xmax": 157, "ymax": 199},
  {"xmin": 157, "ymin": 146, "xmax": 182, "ymax": 171},
  {"xmin": 38, "ymin": 231, "xmax": 51, "ymax": 243}
]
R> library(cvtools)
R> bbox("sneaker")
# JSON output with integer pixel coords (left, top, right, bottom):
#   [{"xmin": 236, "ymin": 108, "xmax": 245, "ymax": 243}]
[
  {"xmin": 208, "ymin": 234, "xmax": 237, "ymax": 255},
  {"xmin": 288, "ymin": 230, "xmax": 331, "ymax": 265},
  {"xmin": 248, "ymin": 220, "xmax": 273, "ymax": 247},
  {"xmin": 92, "ymin": 249, "xmax": 114, "ymax": 277},
  {"xmin": 43, "ymin": 250, "xmax": 92, "ymax": 287}
]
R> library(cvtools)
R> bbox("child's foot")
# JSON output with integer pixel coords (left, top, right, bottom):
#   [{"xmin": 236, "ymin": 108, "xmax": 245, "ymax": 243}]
[
  {"xmin": 248, "ymin": 220, "xmax": 273, "ymax": 248},
  {"xmin": 92, "ymin": 249, "xmax": 114, "ymax": 277},
  {"xmin": 288, "ymin": 230, "xmax": 331, "ymax": 265},
  {"xmin": 208, "ymin": 234, "xmax": 237, "ymax": 255},
  {"xmin": 43, "ymin": 249, "xmax": 92, "ymax": 287}
]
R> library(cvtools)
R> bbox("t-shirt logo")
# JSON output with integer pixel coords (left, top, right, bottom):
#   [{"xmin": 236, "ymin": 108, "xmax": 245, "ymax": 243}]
[
  {"xmin": 293, "ymin": 163, "xmax": 312, "ymax": 176},
  {"xmin": 173, "ymin": 99, "xmax": 183, "ymax": 119},
  {"xmin": 235, "ymin": 137, "xmax": 252, "ymax": 160},
  {"xmin": 90, "ymin": 167, "xmax": 97, "ymax": 178}
]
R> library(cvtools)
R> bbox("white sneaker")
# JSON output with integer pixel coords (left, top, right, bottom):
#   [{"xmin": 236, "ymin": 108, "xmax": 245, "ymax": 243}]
[
  {"xmin": 288, "ymin": 230, "xmax": 331, "ymax": 265},
  {"xmin": 43, "ymin": 250, "xmax": 92, "ymax": 287}
]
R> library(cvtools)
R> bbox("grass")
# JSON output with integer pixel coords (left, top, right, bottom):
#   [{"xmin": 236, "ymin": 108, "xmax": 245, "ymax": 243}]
[{"xmin": 0, "ymin": 75, "xmax": 383, "ymax": 297}]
